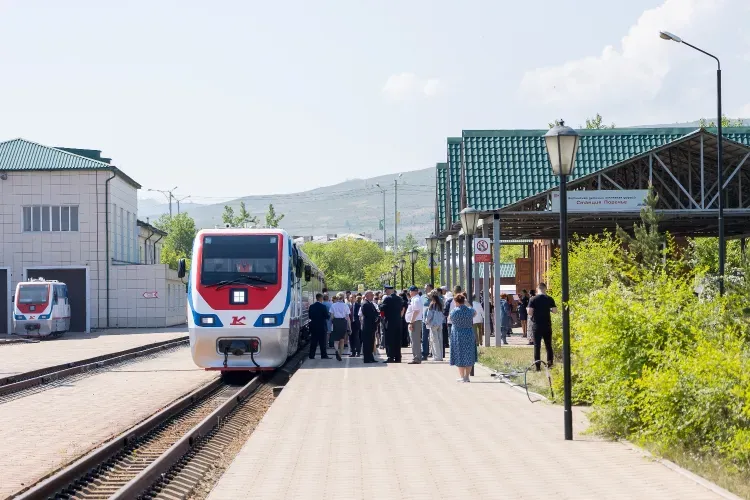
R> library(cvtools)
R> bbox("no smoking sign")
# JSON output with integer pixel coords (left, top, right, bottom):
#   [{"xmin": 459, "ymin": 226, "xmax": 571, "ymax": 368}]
[{"xmin": 474, "ymin": 238, "xmax": 492, "ymax": 263}]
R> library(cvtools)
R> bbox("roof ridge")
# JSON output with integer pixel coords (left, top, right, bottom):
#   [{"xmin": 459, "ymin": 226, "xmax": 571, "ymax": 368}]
[{"xmin": 461, "ymin": 127, "xmax": 707, "ymax": 138}]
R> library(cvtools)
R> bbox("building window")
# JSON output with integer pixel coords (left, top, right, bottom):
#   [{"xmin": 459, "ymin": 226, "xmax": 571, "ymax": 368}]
[{"xmin": 23, "ymin": 205, "xmax": 79, "ymax": 232}]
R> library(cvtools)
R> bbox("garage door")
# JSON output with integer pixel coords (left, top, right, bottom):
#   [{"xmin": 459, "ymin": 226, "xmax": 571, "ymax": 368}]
[
  {"xmin": 0, "ymin": 269, "xmax": 7, "ymax": 334},
  {"xmin": 27, "ymin": 269, "xmax": 87, "ymax": 333}
]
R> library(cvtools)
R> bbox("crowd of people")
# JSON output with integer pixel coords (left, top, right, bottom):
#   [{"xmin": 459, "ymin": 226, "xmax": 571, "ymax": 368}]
[{"xmin": 307, "ymin": 281, "xmax": 558, "ymax": 379}]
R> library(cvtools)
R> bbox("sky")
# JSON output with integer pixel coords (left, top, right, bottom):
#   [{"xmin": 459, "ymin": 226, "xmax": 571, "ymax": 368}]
[{"xmin": 0, "ymin": 0, "xmax": 748, "ymax": 203}]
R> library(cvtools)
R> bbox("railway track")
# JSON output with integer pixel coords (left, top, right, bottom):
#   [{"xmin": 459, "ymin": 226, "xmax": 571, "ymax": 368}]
[
  {"xmin": 17, "ymin": 348, "xmax": 307, "ymax": 500},
  {"xmin": 0, "ymin": 337, "xmax": 189, "ymax": 400}
]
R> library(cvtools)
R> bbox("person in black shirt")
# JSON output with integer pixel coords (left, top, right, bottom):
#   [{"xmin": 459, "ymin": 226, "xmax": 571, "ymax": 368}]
[
  {"xmin": 308, "ymin": 293, "xmax": 331, "ymax": 359},
  {"xmin": 527, "ymin": 282, "xmax": 557, "ymax": 371},
  {"xmin": 379, "ymin": 284, "xmax": 403, "ymax": 363},
  {"xmin": 360, "ymin": 291, "xmax": 379, "ymax": 363}
]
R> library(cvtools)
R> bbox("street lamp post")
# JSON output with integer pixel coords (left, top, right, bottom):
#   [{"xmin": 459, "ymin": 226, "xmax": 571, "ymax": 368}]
[
  {"xmin": 545, "ymin": 120, "xmax": 580, "ymax": 441},
  {"xmin": 426, "ymin": 234, "xmax": 439, "ymax": 286},
  {"xmin": 399, "ymin": 258, "xmax": 405, "ymax": 289},
  {"xmin": 392, "ymin": 264, "xmax": 399, "ymax": 287},
  {"xmin": 409, "ymin": 248, "xmax": 419, "ymax": 286},
  {"xmin": 459, "ymin": 207, "xmax": 481, "ymax": 377},
  {"xmin": 660, "ymin": 31, "xmax": 725, "ymax": 295}
]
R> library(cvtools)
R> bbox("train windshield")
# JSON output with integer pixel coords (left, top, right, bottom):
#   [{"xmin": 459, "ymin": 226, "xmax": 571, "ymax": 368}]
[
  {"xmin": 17, "ymin": 284, "xmax": 49, "ymax": 304},
  {"xmin": 201, "ymin": 235, "xmax": 279, "ymax": 286}
]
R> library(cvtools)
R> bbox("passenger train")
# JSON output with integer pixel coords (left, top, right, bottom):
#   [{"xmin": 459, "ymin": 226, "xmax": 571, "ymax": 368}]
[
  {"xmin": 179, "ymin": 228, "xmax": 325, "ymax": 371},
  {"xmin": 12, "ymin": 278, "xmax": 71, "ymax": 337}
]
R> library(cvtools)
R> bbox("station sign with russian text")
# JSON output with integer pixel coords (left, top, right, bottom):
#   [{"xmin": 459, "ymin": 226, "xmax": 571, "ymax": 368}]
[{"xmin": 550, "ymin": 190, "xmax": 648, "ymax": 213}]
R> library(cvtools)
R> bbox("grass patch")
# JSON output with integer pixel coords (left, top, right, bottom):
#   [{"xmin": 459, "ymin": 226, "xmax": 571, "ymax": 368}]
[
  {"xmin": 478, "ymin": 346, "xmax": 554, "ymax": 399},
  {"xmin": 641, "ymin": 442, "xmax": 750, "ymax": 499}
]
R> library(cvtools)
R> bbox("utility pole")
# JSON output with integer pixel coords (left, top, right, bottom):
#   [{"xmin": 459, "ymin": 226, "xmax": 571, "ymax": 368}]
[
  {"xmin": 375, "ymin": 184, "xmax": 387, "ymax": 250},
  {"xmin": 394, "ymin": 173, "xmax": 402, "ymax": 254},
  {"xmin": 148, "ymin": 186, "xmax": 179, "ymax": 217},
  {"xmin": 175, "ymin": 195, "xmax": 191, "ymax": 214}
]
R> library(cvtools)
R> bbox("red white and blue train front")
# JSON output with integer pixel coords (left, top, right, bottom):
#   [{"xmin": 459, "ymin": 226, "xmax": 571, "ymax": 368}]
[{"xmin": 187, "ymin": 229, "xmax": 296, "ymax": 371}]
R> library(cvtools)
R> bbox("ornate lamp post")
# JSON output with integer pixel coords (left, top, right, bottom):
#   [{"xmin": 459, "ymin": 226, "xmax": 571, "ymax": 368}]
[
  {"xmin": 409, "ymin": 248, "xmax": 419, "ymax": 286},
  {"xmin": 544, "ymin": 119, "xmax": 580, "ymax": 441},
  {"xmin": 391, "ymin": 264, "xmax": 399, "ymax": 287},
  {"xmin": 426, "ymin": 234, "xmax": 439, "ymax": 286},
  {"xmin": 459, "ymin": 207, "xmax": 480, "ymax": 377},
  {"xmin": 660, "ymin": 31, "xmax": 725, "ymax": 295},
  {"xmin": 398, "ymin": 258, "xmax": 405, "ymax": 289}
]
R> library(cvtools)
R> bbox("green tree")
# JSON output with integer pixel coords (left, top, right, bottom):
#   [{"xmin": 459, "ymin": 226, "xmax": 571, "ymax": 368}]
[
  {"xmin": 699, "ymin": 115, "xmax": 744, "ymax": 128},
  {"xmin": 303, "ymin": 238, "xmax": 386, "ymax": 291},
  {"xmin": 549, "ymin": 114, "xmax": 614, "ymax": 129},
  {"xmin": 398, "ymin": 233, "xmax": 420, "ymax": 253},
  {"xmin": 615, "ymin": 187, "xmax": 665, "ymax": 272},
  {"xmin": 153, "ymin": 213, "xmax": 197, "ymax": 270},
  {"xmin": 583, "ymin": 113, "xmax": 615, "ymax": 129},
  {"xmin": 265, "ymin": 203, "xmax": 284, "ymax": 228},
  {"xmin": 222, "ymin": 201, "xmax": 257, "ymax": 228}
]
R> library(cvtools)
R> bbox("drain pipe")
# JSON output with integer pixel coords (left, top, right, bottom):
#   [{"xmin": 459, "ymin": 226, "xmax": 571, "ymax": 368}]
[
  {"xmin": 105, "ymin": 170, "xmax": 116, "ymax": 328},
  {"xmin": 144, "ymin": 229, "xmax": 154, "ymax": 264},
  {"xmin": 152, "ymin": 232, "xmax": 164, "ymax": 264}
]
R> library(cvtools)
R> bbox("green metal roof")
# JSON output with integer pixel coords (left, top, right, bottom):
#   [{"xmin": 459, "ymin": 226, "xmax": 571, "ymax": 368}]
[
  {"xmin": 436, "ymin": 163, "xmax": 448, "ymax": 232},
  {"xmin": 438, "ymin": 127, "xmax": 750, "ymax": 225},
  {"xmin": 447, "ymin": 138, "xmax": 461, "ymax": 226},
  {"xmin": 0, "ymin": 138, "xmax": 141, "ymax": 188},
  {"xmin": 478, "ymin": 262, "xmax": 515, "ymax": 278}
]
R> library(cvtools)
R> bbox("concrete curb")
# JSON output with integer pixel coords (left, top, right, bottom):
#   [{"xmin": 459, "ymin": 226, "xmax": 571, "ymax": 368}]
[{"xmin": 620, "ymin": 441, "xmax": 744, "ymax": 500}]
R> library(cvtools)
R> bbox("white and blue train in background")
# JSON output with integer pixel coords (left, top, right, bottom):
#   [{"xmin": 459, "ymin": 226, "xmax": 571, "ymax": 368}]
[{"xmin": 179, "ymin": 228, "xmax": 325, "ymax": 371}]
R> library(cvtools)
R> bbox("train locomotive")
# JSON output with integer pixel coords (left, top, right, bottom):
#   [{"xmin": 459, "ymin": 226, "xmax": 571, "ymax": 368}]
[
  {"xmin": 12, "ymin": 278, "xmax": 71, "ymax": 337},
  {"xmin": 179, "ymin": 228, "xmax": 325, "ymax": 371}
]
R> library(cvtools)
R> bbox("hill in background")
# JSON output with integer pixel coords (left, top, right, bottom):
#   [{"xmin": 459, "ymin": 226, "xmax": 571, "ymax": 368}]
[{"xmin": 138, "ymin": 168, "xmax": 437, "ymax": 242}]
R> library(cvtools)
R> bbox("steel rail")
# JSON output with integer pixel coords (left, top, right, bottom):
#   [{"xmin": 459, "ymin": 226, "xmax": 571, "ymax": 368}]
[
  {"xmin": 15, "ymin": 376, "xmax": 223, "ymax": 500},
  {"xmin": 0, "ymin": 336, "xmax": 188, "ymax": 397},
  {"xmin": 110, "ymin": 376, "xmax": 262, "ymax": 499}
]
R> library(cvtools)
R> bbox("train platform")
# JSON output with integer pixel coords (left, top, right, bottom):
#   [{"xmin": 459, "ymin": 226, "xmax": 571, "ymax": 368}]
[
  {"xmin": 0, "ymin": 344, "xmax": 216, "ymax": 499},
  {"xmin": 207, "ymin": 348, "xmax": 735, "ymax": 500},
  {"xmin": 0, "ymin": 326, "xmax": 187, "ymax": 377}
]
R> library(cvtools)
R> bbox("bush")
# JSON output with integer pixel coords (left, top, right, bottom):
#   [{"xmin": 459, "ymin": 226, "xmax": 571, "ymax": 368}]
[{"xmin": 546, "ymin": 223, "xmax": 750, "ymax": 472}]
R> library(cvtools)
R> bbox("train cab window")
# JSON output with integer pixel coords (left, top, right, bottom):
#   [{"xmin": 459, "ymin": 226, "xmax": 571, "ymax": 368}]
[
  {"xmin": 18, "ymin": 285, "xmax": 49, "ymax": 304},
  {"xmin": 201, "ymin": 235, "xmax": 280, "ymax": 286}
]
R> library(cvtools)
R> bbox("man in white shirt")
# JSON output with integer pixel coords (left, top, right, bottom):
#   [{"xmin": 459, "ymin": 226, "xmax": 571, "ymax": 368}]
[{"xmin": 405, "ymin": 285, "xmax": 424, "ymax": 364}]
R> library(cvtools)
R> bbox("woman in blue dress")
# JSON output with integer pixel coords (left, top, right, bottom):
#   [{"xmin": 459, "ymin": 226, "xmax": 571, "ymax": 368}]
[{"xmin": 449, "ymin": 293, "xmax": 477, "ymax": 382}]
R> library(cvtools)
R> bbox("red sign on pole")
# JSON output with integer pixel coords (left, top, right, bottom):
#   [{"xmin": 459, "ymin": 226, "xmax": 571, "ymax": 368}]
[{"xmin": 474, "ymin": 238, "xmax": 492, "ymax": 263}]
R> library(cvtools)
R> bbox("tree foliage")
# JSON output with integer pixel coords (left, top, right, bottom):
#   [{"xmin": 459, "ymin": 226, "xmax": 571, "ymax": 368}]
[
  {"xmin": 542, "ymin": 193, "xmax": 750, "ymax": 474},
  {"xmin": 222, "ymin": 201, "xmax": 257, "ymax": 228},
  {"xmin": 265, "ymin": 203, "xmax": 284, "ymax": 228},
  {"xmin": 699, "ymin": 115, "xmax": 744, "ymax": 128},
  {"xmin": 302, "ymin": 237, "xmax": 438, "ymax": 291},
  {"xmin": 548, "ymin": 113, "xmax": 614, "ymax": 129},
  {"xmin": 153, "ymin": 213, "xmax": 197, "ymax": 270}
]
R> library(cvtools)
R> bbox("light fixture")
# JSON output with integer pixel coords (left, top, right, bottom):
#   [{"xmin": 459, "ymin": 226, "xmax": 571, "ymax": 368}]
[
  {"xmin": 426, "ymin": 234, "xmax": 439, "ymax": 254},
  {"xmin": 659, "ymin": 31, "xmax": 682, "ymax": 43},
  {"xmin": 459, "ymin": 207, "xmax": 480, "ymax": 235},
  {"xmin": 409, "ymin": 248, "xmax": 419, "ymax": 264},
  {"xmin": 544, "ymin": 121, "xmax": 580, "ymax": 176}
]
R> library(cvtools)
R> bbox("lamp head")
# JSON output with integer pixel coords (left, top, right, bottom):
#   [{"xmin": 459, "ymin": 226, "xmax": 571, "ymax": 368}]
[
  {"xmin": 659, "ymin": 31, "xmax": 682, "ymax": 43},
  {"xmin": 544, "ymin": 120, "xmax": 580, "ymax": 176},
  {"xmin": 459, "ymin": 207, "xmax": 480, "ymax": 234},
  {"xmin": 409, "ymin": 247, "xmax": 419, "ymax": 264}
]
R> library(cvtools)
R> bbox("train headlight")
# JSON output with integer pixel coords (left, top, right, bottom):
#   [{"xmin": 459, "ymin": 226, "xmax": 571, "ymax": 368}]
[
  {"xmin": 229, "ymin": 288, "xmax": 247, "ymax": 305},
  {"xmin": 262, "ymin": 316, "xmax": 276, "ymax": 325},
  {"xmin": 201, "ymin": 316, "xmax": 215, "ymax": 325}
]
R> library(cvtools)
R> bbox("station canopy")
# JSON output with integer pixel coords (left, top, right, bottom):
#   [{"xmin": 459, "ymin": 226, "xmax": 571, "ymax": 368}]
[{"xmin": 436, "ymin": 127, "xmax": 750, "ymax": 240}]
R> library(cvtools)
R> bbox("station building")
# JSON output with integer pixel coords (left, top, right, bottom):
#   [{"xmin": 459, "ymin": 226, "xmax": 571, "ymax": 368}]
[
  {"xmin": 435, "ymin": 127, "xmax": 750, "ymax": 293},
  {"xmin": 0, "ymin": 138, "xmax": 186, "ymax": 334}
]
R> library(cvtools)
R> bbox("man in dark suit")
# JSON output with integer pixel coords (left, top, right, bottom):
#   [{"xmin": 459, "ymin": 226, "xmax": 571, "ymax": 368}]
[
  {"xmin": 360, "ymin": 290, "xmax": 379, "ymax": 363},
  {"xmin": 379, "ymin": 284, "xmax": 403, "ymax": 363},
  {"xmin": 308, "ymin": 293, "xmax": 331, "ymax": 359}
]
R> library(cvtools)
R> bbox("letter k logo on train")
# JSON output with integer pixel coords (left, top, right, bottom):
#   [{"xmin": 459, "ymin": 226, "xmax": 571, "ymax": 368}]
[{"xmin": 231, "ymin": 316, "xmax": 246, "ymax": 326}]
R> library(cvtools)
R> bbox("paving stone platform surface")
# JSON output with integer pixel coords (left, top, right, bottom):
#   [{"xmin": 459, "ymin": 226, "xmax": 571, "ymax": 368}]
[
  {"xmin": 0, "ymin": 327, "xmax": 188, "ymax": 377},
  {"xmin": 208, "ymin": 347, "xmax": 729, "ymax": 500}
]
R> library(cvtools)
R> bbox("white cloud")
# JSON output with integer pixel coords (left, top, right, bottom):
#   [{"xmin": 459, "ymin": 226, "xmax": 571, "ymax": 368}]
[
  {"xmin": 519, "ymin": 0, "xmax": 732, "ymax": 118},
  {"xmin": 382, "ymin": 73, "xmax": 441, "ymax": 99}
]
